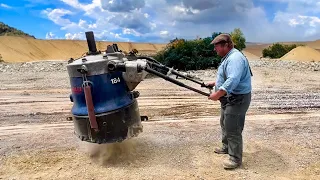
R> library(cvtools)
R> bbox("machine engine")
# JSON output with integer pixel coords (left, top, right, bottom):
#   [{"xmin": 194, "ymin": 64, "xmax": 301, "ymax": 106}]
[{"xmin": 67, "ymin": 31, "xmax": 212, "ymax": 144}]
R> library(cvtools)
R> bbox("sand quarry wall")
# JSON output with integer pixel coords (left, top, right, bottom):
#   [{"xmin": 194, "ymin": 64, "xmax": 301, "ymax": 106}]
[
  {"xmin": 0, "ymin": 36, "xmax": 167, "ymax": 62},
  {"xmin": 1, "ymin": 36, "xmax": 320, "ymax": 63}
]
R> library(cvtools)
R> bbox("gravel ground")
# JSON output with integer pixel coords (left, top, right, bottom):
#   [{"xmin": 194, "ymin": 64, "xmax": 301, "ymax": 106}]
[{"xmin": 0, "ymin": 58, "xmax": 319, "ymax": 179}]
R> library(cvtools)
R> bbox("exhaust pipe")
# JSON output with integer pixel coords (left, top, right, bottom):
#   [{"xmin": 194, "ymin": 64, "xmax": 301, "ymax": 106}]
[{"xmin": 85, "ymin": 31, "xmax": 99, "ymax": 55}]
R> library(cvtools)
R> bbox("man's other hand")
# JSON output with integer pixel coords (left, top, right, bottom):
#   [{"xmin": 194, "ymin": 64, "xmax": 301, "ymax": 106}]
[{"xmin": 208, "ymin": 90, "xmax": 226, "ymax": 101}]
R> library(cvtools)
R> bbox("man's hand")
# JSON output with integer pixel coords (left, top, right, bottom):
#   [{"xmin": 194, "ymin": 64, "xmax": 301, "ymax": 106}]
[
  {"xmin": 208, "ymin": 90, "xmax": 226, "ymax": 101},
  {"xmin": 205, "ymin": 81, "xmax": 215, "ymax": 87}
]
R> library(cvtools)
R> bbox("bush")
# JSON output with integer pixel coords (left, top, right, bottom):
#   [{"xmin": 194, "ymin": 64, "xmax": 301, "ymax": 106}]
[
  {"xmin": 153, "ymin": 37, "xmax": 221, "ymax": 71},
  {"xmin": 262, "ymin": 43, "xmax": 304, "ymax": 59},
  {"xmin": 153, "ymin": 28, "xmax": 246, "ymax": 71},
  {"xmin": 0, "ymin": 54, "xmax": 4, "ymax": 62}
]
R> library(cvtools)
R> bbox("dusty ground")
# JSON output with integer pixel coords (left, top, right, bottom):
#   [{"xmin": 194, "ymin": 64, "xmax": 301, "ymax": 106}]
[{"xmin": 0, "ymin": 58, "xmax": 319, "ymax": 180}]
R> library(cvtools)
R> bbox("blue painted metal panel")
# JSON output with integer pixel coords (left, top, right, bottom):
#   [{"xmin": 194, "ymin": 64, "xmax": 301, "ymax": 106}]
[{"xmin": 69, "ymin": 72, "xmax": 133, "ymax": 116}]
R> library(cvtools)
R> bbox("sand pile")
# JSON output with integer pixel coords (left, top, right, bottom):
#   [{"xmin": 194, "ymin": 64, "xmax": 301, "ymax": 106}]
[
  {"xmin": 242, "ymin": 50, "xmax": 260, "ymax": 60},
  {"xmin": 280, "ymin": 46, "xmax": 320, "ymax": 62},
  {"xmin": 0, "ymin": 36, "xmax": 166, "ymax": 62}
]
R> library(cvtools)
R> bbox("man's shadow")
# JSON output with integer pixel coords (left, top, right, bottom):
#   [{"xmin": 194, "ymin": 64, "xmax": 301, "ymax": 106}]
[{"xmin": 241, "ymin": 145, "xmax": 288, "ymax": 173}]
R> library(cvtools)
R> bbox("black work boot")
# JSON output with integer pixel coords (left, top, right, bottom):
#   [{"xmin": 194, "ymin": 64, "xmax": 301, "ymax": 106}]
[{"xmin": 214, "ymin": 147, "xmax": 228, "ymax": 154}]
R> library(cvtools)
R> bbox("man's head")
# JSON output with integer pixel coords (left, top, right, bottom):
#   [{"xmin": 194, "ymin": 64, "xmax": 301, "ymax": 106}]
[{"xmin": 210, "ymin": 33, "xmax": 234, "ymax": 57}]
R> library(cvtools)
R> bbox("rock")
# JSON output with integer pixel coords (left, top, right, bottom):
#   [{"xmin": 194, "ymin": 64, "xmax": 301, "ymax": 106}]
[{"xmin": 21, "ymin": 91, "xmax": 31, "ymax": 96}]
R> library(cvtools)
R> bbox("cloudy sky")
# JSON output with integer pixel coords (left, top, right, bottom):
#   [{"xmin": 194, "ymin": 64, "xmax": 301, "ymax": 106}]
[{"xmin": 0, "ymin": 0, "xmax": 320, "ymax": 43}]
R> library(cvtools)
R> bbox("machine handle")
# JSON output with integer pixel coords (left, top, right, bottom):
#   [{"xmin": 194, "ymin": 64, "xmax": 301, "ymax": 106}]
[
  {"xmin": 107, "ymin": 59, "xmax": 211, "ymax": 96},
  {"xmin": 137, "ymin": 56, "xmax": 213, "ymax": 91},
  {"xmin": 144, "ymin": 67, "xmax": 210, "ymax": 97},
  {"xmin": 200, "ymin": 83, "xmax": 214, "ymax": 89}
]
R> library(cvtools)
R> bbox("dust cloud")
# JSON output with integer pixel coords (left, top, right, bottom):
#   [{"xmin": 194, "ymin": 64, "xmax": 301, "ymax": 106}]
[{"xmin": 79, "ymin": 139, "xmax": 139, "ymax": 165}]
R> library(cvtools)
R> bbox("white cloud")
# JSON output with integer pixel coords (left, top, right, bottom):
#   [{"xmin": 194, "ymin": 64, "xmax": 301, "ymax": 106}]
[
  {"xmin": 39, "ymin": 0, "xmax": 320, "ymax": 42},
  {"xmin": 110, "ymin": 32, "xmax": 130, "ymax": 42},
  {"xmin": 275, "ymin": 13, "xmax": 320, "ymax": 29},
  {"xmin": 101, "ymin": 0, "xmax": 145, "ymax": 12},
  {"xmin": 309, "ymin": 16, "xmax": 320, "ymax": 27},
  {"xmin": 289, "ymin": 19, "xmax": 300, "ymax": 27},
  {"xmin": 41, "ymin": 8, "xmax": 74, "ymax": 26},
  {"xmin": 65, "ymin": 32, "xmax": 84, "ymax": 39},
  {"xmin": 173, "ymin": 4, "xmax": 200, "ymax": 15},
  {"xmin": 0, "ymin": 3, "xmax": 12, "ymax": 9},
  {"xmin": 94, "ymin": 30, "xmax": 109, "ymax": 39},
  {"xmin": 160, "ymin": 31, "xmax": 169, "ymax": 36},
  {"xmin": 272, "ymin": 12, "xmax": 320, "ymax": 40},
  {"xmin": 61, "ymin": 0, "xmax": 101, "ymax": 14},
  {"xmin": 107, "ymin": 9, "xmax": 154, "ymax": 34},
  {"xmin": 122, "ymin": 28, "xmax": 141, "ymax": 36},
  {"xmin": 45, "ymin": 32, "xmax": 56, "ymax": 39}
]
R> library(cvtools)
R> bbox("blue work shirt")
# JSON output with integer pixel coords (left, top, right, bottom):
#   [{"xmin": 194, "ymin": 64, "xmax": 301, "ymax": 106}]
[{"xmin": 215, "ymin": 48, "xmax": 252, "ymax": 95}]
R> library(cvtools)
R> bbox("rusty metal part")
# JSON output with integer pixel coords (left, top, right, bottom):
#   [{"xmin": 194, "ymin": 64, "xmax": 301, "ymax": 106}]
[{"xmin": 83, "ymin": 85, "xmax": 99, "ymax": 132}]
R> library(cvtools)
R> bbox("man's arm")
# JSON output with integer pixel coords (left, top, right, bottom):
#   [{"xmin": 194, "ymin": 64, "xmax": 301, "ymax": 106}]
[
  {"xmin": 208, "ymin": 54, "xmax": 245, "ymax": 101},
  {"xmin": 219, "ymin": 55, "xmax": 245, "ymax": 95}
]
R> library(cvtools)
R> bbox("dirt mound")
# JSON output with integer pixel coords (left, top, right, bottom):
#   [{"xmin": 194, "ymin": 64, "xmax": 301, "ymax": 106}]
[
  {"xmin": 244, "ymin": 44, "xmax": 271, "ymax": 57},
  {"xmin": 280, "ymin": 46, "xmax": 320, "ymax": 62},
  {"xmin": 242, "ymin": 50, "xmax": 260, "ymax": 60},
  {"xmin": 306, "ymin": 39, "xmax": 320, "ymax": 49},
  {"xmin": 244, "ymin": 40, "xmax": 320, "ymax": 58},
  {"xmin": 0, "ymin": 36, "xmax": 167, "ymax": 62}
]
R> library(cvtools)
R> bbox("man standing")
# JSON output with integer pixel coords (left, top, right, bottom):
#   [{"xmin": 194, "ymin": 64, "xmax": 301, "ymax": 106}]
[{"xmin": 207, "ymin": 34, "xmax": 252, "ymax": 170}]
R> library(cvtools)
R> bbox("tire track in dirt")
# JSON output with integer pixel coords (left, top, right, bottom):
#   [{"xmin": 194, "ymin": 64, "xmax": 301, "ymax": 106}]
[
  {"xmin": 1, "ymin": 112, "xmax": 319, "ymax": 136},
  {"xmin": 0, "ymin": 123, "xmax": 72, "ymax": 136}
]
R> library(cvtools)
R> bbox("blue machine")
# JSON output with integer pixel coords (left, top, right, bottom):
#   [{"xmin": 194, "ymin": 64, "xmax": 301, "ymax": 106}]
[{"xmin": 66, "ymin": 31, "xmax": 212, "ymax": 144}]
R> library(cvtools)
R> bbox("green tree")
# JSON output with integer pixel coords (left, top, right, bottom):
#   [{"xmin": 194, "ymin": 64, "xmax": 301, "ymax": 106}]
[
  {"xmin": 230, "ymin": 28, "xmax": 246, "ymax": 51},
  {"xmin": 0, "ymin": 22, "xmax": 35, "ymax": 38},
  {"xmin": 212, "ymin": 32, "xmax": 222, "ymax": 39}
]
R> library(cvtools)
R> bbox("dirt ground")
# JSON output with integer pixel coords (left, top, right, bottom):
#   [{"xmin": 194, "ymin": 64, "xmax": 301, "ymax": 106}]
[{"xmin": 0, "ymin": 58, "xmax": 319, "ymax": 180}]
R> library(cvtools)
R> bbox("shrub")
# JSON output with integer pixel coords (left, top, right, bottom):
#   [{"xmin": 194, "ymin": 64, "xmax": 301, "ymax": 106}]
[
  {"xmin": 153, "ymin": 28, "xmax": 246, "ymax": 71},
  {"xmin": 153, "ymin": 37, "xmax": 221, "ymax": 71},
  {"xmin": 262, "ymin": 43, "xmax": 304, "ymax": 59},
  {"xmin": 0, "ymin": 54, "xmax": 4, "ymax": 62}
]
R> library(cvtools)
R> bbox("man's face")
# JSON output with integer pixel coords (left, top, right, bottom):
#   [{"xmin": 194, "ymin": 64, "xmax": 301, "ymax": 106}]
[{"xmin": 213, "ymin": 42, "xmax": 227, "ymax": 57}]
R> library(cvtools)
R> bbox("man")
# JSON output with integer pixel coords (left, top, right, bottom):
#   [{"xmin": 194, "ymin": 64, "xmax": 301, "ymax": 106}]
[{"xmin": 207, "ymin": 33, "xmax": 252, "ymax": 170}]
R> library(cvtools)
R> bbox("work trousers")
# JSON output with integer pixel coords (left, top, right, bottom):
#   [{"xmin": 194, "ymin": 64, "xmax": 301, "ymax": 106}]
[{"xmin": 219, "ymin": 92, "xmax": 251, "ymax": 162}]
